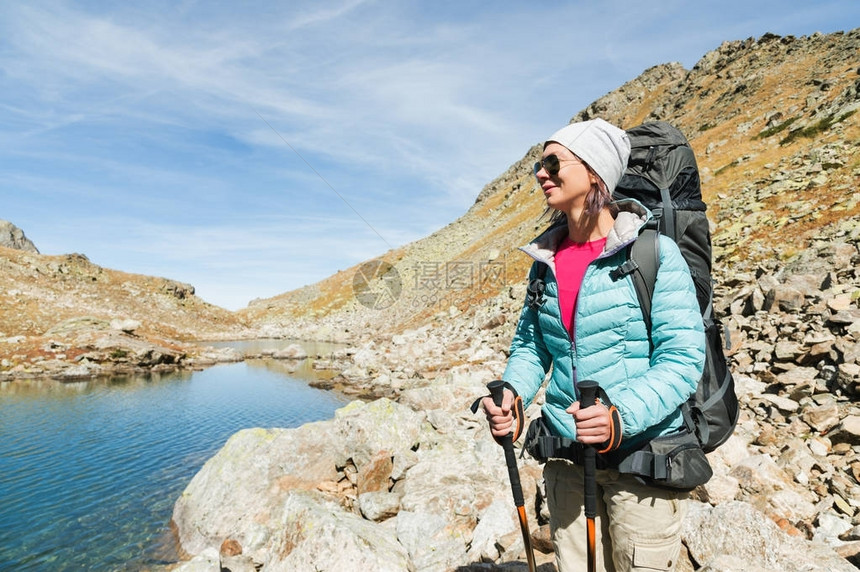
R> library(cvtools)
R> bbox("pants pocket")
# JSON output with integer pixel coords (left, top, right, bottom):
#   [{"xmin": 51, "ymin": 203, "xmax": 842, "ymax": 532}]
[{"xmin": 631, "ymin": 536, "xmax": 681, "ymax": 571}]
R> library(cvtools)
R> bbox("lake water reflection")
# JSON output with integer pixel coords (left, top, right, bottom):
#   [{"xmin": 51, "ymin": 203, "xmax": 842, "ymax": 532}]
[{"xmin": 0, "ymin": 343, "xmax": 351, "ymax": 571}]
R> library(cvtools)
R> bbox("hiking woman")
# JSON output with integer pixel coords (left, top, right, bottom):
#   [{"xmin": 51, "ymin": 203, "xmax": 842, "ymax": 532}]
[{"xmin": 482, "ymin": 118, "xmax": 706, "ymax": 571}]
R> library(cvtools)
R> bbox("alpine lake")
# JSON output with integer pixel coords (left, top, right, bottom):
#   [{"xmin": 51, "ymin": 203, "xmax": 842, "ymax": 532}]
[{"xmin": 0, "ymin": 339, "xmax": 352, "ymax": 571}]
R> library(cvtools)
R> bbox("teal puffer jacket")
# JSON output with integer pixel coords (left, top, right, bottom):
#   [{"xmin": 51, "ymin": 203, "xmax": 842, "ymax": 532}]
[{"xmin": 502, "ymin": 199, "xmax": 706, "ymax": 454}]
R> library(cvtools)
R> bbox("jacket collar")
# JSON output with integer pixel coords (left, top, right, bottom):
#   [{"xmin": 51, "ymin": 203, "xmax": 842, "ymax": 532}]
[{"xmin": 519, "ymin": 199, "xmax": 652, "ymax": 273}]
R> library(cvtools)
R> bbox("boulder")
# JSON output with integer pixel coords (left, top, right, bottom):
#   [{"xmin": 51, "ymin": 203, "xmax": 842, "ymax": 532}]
[
  {"xmin": 266, "ymin": 491, "xmax": 410, "ymax": 571},
  {"xmin": 683, "ymin": 501, "xmax": 856, "ymax": 572},
  {"xmin": 171, "ymin": 398, "xmax": 430, "ymax": 565},
  {"xmin": 171, "ymin": 423, "xmax": 343, "ymax": 557}
]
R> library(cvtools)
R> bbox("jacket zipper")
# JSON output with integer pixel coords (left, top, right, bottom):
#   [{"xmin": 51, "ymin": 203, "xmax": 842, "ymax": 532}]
[{"xmin": 525, "ymin": 222, "xmax": 644, "ymax": 401}]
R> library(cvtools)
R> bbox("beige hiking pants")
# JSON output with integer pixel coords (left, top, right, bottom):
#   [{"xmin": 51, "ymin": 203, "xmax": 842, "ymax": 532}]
[{"xmin": 544, "ymin": 459, "xmax": 687, "ymax": 572}]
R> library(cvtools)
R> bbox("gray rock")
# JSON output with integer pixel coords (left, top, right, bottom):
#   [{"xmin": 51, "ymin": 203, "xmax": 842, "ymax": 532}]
[
  {"xmin": 272, "ymin": 343, "xmax": 307, "ymax": 359},
  {"xmin": 801, "ymin": 402, "xmax": 841, "ymax": 433},
  {"xmin": 395, "ymin": 510, "xmax": 470, "ymax": 572},
  {"xmin": 358, "ymin": 490, "xmax": 402, "ymax": 521},
  {"xmin": 171, "ymin": 397, "xmax": 430, "ymax": 565},
  {"xmin": 194, "ymin": 346, "xmax": 244, "ymax": 365},
  {"xmin": 683, "ymin": 501, "xmax": 856, "ymax": 572},
  {"xmin": 701, "ymin": 474, "xmax": 741, "ymax": 505},
  {"xmin": 219, "ymin": 554, "xmax": 258, "ymax": 572},
  {"xmin": 774, "ymin": 340, "xmax": 803, "ymax": 361},
  {"xmin": 109, "ymin": 318, "xmax": 141, "ymax": 333},
  {"xmin": 828, "ymin": 416, "xmax": 860, "ymax": 446},
  {"xmin": 0, "ymin": 220, "xmax": 38, "ymax": 253},
  {"xmin": 760, "ymin": 393, "xmax": 800, "ymax": 413},
  {"xmin": 838, "ymin": 339, "xmax": 860, "ymax": 365},
  {"xmin": 466, "ymin": 500, "xmax": 515, "ymax": 562},
  {"xmin": 172, "ymin": 423, "xmax": 342, "ymax": 557},
  {"xmin": 171, "ymin": 547, "xmax": 221, "ymax": 572},
  {"xmin": 696, "ymin": 553, "xmax": 777, "ymax": 572},
  {"xmin": 764, "ymin": 285, "xmax": 805, "ymax": 313},
  {"xmin": 53, "ymin": 361, "xmax": 100, "ymax": 380},
  {"xmin": 332, "ymin": 398, "xmax": 427, "ymax": 469},
  {"xmin": 160, "ymin": 279, "xmax": 195, "ymax": 299},
  {"xmin": 775, "ymin": 366, "xmax": 819, "ymax": 386},
  {"xmin": 267, "ymin": 491, "xmax": 411, "ymax": 571},
  {"xmin": 814, "ymin": 511, "xmax": 854, "ymax": 546},
  {"xmin": 730, "ymin": 454, "xmax": 817, "ymax": 522},
  {"xmin": 837, "ymin": 363, "xmax": 860, "ymax": 392},
  {"xmin": 829, "ymin": 308, "xmax": 860, "ymax": 326}
]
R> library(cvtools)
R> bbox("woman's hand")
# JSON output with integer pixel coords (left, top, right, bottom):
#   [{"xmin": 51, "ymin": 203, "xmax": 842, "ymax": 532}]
[
  {"xmin": 482, "ymin": 389, "xmax": 515, "ymax": 438},
  {"xmin": 567, "ymin": 400, "xmax": 612, "ymax": 445}
]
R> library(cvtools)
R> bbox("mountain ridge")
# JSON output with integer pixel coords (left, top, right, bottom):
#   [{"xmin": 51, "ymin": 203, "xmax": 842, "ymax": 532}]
[{"xmin": 236, "ymin": 28, "xmax": 860, "ymax": 342}]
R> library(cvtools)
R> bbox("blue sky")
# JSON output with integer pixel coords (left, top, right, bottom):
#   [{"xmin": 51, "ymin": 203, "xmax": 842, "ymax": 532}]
[{"xmin": 1, "ymin": 2, "xmax": 857, "ymax": 310}]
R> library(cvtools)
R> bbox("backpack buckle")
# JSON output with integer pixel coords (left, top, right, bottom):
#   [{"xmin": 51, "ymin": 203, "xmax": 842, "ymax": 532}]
[
  {"xmin": 526, "ymin": 278, "xmax": 546, "ymax": 310},
  {"xmin": 610, "ymin": 259, "xmax": 639, "ymax": 281}
]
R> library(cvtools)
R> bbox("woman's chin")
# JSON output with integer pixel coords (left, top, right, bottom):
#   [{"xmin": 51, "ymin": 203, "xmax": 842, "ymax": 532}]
[{"xmin": 544, "ymin": 197, "xmax": 567, "ymax": 211}]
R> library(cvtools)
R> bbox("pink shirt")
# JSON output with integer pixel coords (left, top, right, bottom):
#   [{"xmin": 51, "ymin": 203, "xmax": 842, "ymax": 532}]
[{"xmin": 555, "ymin": 236, "xmax": 607, "ymax": 335}]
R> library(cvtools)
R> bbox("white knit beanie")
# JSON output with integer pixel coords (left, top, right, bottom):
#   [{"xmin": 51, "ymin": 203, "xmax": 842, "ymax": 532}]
[{"xmin": 546, "ymin": 118, "xmax": 631, "ymax": 192}]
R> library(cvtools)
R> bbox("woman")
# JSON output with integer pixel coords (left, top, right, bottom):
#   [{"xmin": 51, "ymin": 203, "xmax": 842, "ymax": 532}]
[{"xmin": 482, "ymin": 118, "xmax": 705, "ymax": 571}]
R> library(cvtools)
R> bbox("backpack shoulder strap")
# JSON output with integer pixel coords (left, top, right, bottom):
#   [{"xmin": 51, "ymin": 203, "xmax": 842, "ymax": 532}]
[
  {"xmin": 630, "ymin": 226, "xmax": 659, "ymax": 353},
  {"xmin": 629, "ymin": 226, "xmax": 659, "ymax": 323},
  {"xmin": 610, "ymin": 225, "xmax": 660, "ymax": 352}
]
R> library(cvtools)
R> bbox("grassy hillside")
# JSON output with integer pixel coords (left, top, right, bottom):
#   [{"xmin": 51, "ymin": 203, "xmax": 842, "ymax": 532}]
[{"xmin": 0, "ymin": 247, "xmax": 248, "ymax": 342}]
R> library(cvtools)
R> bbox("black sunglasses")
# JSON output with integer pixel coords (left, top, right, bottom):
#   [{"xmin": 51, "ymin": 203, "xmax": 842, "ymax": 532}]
[{"xmin": 533, "ymin": 154, "xmax": 581, "ymax": 177}]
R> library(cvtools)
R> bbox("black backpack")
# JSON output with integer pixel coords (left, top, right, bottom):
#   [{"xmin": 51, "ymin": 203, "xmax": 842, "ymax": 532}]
[
  {"xmin": 612, "ymin": 121, "xmax": 738, "ymax": 455},
  {"xmin": 524, "ymin": 121, "xmax": 738, "ymax": 488}
]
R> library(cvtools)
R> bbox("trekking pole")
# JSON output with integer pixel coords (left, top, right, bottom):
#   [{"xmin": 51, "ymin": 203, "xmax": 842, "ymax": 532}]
[
  {"xmin": 487, "ymin": 380, "xmax": 537, "ymax": 572},
  {"xmin": 579, "ymin": 379, "xmax": 599, "ymax": 572}
]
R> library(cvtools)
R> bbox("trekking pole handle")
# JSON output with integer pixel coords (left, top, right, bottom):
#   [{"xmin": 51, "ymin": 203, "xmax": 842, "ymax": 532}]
[
  {"xmin": 487, "ymin": 380, "xmax": 525, "ymax": 507},
  {"xmin": 578, "ymin": 380, "xmax": 599, "ymax": 521},
  {"xmin": 488, "ymin": 379, "xmax": 507, "ymax": 409},
  {"xmin": 579, "ymin": 380, "xmax": 599, "ymax": 409}
]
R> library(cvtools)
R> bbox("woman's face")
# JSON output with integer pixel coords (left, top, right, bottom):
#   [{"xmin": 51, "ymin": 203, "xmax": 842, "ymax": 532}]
[{"xmin": 535, "ymin": 142, "xmax": 596, "ymax": 213}]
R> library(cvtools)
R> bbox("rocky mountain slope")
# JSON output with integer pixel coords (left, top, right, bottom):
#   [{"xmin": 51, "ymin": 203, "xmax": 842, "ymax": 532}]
[{"xmin": 237, "ymin": 30, "xmax": 860, "ymax": 344}]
